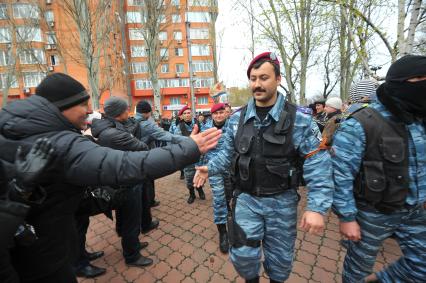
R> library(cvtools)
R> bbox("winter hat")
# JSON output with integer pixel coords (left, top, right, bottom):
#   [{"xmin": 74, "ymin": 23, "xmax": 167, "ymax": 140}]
[
  {"xmin": 247, "ymin": 52, "xmax": 280, "ymax": 78},
  {"xmin": 36, "ymin": 73, "xmax": 90, "ymax": 111},
  {"xmin": 136, "ymin": 100, "xmax": 152, "ymax": 114},
  {"xmin": 325, "ymin": 97, "xmax": 343, "ymax": 110},
  {"xmin": 210, "ymin": 103, "xmax": 226, "ymax": 114},
  {"xmin": 103, "ymin": 96, "xmax": 128, "ymax": 118},
  {"xmin": 386, "ymin": 55, "xmax": 426, "ymax": 82},
  {"xmin": 349, "ymin": 79, "xmax": 379, "ymax": 103},
  {"xmin": 178, "ymin": 105, "xmax": 190, "ymax": 116}
]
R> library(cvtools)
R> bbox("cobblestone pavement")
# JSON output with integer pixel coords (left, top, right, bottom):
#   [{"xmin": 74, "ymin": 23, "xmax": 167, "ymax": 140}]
[{"xmin": 78, "ymin": 172, "xmax": 402, "ymax": 283}]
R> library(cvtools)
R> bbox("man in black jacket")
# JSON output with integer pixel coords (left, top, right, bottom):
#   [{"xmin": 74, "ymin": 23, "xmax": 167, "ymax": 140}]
[
  {"xmin": 92, "ymin": 96, "xmax": 153, "ymax": 268},
  {"xmin": 0, "ymin": 73, "xmax": 221, "ymax": 283}
]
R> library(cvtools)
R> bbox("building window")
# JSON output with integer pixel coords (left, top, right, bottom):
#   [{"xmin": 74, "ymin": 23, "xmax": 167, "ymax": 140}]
[
  {"xmin": 131, "ymin": 62, "xmax": 148, "ymax": 73},
  {"xmin": 197, "ymin": 96, "xmax": 208, "ymax": 105},
  {"xmin": 16, "ymin": 27, "xmax": 43, "ymax": 42},
  {"xmin": 172, "ymin": 14, "xmax": 181, "ymax": 23},
  {"xmin": 192, "ymin": 60, "xmax": 213, "ymax": 72},
  {"xmin": 44, "ymin": 10, "xmax": 54, "ymax": 22},
  {"xmin": 174, "ymin": 48, "xmax": 183, "ymax": 56},
  {"xmin": 193, "ymin": 77, "xmax": 214, "ymax": 88},
  {"xmin": 173, "ymin": 31, "xmax": 182, "ymax": 40},
  {"xmin": 188, "ymin": 0, "xmax": 212, "ymax": 6},
  {"xmin": 191, "ymin": 45, "xmax": 210, "ymax": 56},
  {"xmin": 170, "ymin": 97, "xmax": 181, "ymax": 105},
  {"xmin": 186, "ymin": 12, "xmax": 210, "ymax": 23},
  {"xmin": 175, "ymin": 63, "xmax": 184, "ymax": 73},
  {"xmin": 50, "ymin": 54, "xmax": 59, "ymax": 66},
  {"xmin": 0, "ymin": 28, "xmax": 11, "ymax": 43},
  {"xmin": 19, "ymin": 49, "xmax": 46, "ymax": 65},
  {"xmin": 0, "ymin": 73, "xmax": 19, "ymax": 89},
  {"xmin": 129, "ymin": 29, "xmax": 144, "ymax": 40},
  {"xmin": 189, "ymin": 28, "xmax": 209, "ymax": 39},
  {"xmin": 161, "ymin": 64, "xmax": 169, "ymax": 73},
  {"xmin": 23, "ymin": 72, "xmax": 46, "ymax": 88},
  {"xmin": 159, "ymin": 14, "xmax": 166, "ymax": 24},
  {"xmin": 135, "ymin": 79, "xmax": 152, "ymax": 90},
  {"xmin": 131, "ymin": 45, "xmax": 147, "ymax": 57},
  {"xmin": 127, "ymin": 11, "xmax": 144, "ymax": 23},
  {"xmin": 171, "ymin": 0, "xmax": 180, "ymax": 7},
  {"xmin": 158, "ymin": 31, "xmax": 167, "ymax": 41},
  {"xmin": 159, "ymin": 78, "xmax": 189, "ymax": 88},
  {"xmin": 160, "ymin": 48, "xmax": 168, "ymax": 59},
  {"xmin": 0, "ymin": 4, "xmax": 7, "ymax": 19},
  {"xmin": 0, "ymin": 50, "xmax": 9, "ymax": 66},
  {"xmin": 13, "ymin": 4, "xmax": 39, "ymax": 19},
  {"xmin": 128, "ymin": 0, "xmax": 145, "ymax": 6},
  {"xmin": 46, "ymin": 32, "xmax": 57, "ymax": 44}
]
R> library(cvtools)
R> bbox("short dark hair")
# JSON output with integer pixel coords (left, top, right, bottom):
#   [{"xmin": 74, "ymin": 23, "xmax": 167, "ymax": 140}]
[{"xmin": 251, "ymin": 59, "xmax": 280, "ymax": 77}]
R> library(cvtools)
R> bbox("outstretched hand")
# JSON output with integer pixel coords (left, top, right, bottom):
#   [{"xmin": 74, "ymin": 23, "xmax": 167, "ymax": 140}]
[
  {"xmin": 15, "ymin": 138, "xmax": 54, "ymax": 189},
  {"xmin": 193, "ymin": 166, "xmax": 209, "ymax": 187},
  {"xmin": 190, "ymin": 125, "xmax": 222, "ymax": 154}
]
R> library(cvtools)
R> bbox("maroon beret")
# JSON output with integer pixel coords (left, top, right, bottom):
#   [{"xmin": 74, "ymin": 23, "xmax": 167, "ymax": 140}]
[
  {"xmin": 178, "ymin": 105, "xmax": 190, "ymax": 116},
  {"xmin": 210, "ymin": 103, "xmax": 226, "ymax": 114},
  {"xmin": 247, "ymin": 52, "xmax": 280, "ymax": 78}
]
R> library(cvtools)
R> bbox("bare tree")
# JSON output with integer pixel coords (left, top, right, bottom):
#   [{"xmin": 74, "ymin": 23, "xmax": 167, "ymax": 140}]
[{"xmin": 60, "ymin": 0, "xmax": 115, "ymax": 110}]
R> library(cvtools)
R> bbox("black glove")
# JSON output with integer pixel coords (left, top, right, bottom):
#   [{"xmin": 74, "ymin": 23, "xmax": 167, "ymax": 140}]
[{"xmin": 14, "ymin": 138, "xmax": 54, "ymax": 193}]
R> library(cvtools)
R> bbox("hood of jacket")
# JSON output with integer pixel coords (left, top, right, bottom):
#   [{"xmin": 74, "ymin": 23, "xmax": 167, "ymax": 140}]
[{"xmin": 0, "ymin": 95, "xmax": 79, "ymax": 140}]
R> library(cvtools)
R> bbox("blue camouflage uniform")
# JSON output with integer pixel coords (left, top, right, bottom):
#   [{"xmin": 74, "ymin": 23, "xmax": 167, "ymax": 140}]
[
  {"xmin": 332, "ymin": 101, "xmax": 426, "ymax": 283},
  {"xmin": 174, "ymin": 119, "xmax": 199, "ymax": 189},
  {"xmin": 207, "ymin": 93, "xmax": 334, "ymax": 282},
  {"xmin": 200, "ymin": 119, "xmax": 230, "ymax": 224}
]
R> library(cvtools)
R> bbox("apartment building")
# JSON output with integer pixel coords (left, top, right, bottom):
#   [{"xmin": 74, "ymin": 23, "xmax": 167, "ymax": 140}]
[{"xmin": 0, "ymin": 0, "xmax": 218, "ymax": 118}]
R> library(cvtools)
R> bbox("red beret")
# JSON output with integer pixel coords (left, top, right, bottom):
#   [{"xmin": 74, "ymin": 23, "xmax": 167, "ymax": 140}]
[
  {"xmin": 178, "ymin": 105, "xmax": 190, "ymax": 116},
  {"xmin": 210, "ymin": 103, "xmax": 226, "ymax": 114},
  {"xmin": 247, "ymin": 52, "xmax": 280, "ymax": 78}
]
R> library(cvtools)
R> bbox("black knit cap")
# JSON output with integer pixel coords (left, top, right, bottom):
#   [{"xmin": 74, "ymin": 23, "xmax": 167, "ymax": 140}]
[
  {"xmin": 36, "ymin": 73, "xmax": 90, "ymax": 111},
  {"xmin": 386, "ymin": 55, "xmax": 426, "ymax": 82},
  {"xmin": 136, "ymin": 100, "xmax": 152, "ymax": 114}
]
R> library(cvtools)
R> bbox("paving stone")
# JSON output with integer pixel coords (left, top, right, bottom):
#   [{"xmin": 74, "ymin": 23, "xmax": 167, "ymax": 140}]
[{"xmin": 77, "ymin": 172, "xmax": 403, "ymax": 283}]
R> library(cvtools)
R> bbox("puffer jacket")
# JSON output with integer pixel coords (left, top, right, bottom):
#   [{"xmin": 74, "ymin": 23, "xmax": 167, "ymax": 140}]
[
  {"xmin": 0, "ymin": 95, "xmax": 201, "ymax": 281},
  {"xmin": 91, "ymin": 117, "xmax": 147, "ymax": 151}
]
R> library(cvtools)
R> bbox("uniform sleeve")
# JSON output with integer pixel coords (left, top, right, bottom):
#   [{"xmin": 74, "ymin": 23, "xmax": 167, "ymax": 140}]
[
  {"xmin": 294, "ymin": 113, "xmax": 334, "ymax": 214},
  {"xmin": 331, "ymin": 118, "xmax": 366, "ymax": 222},
  {"xmin": 143, "ymin": 120, "xmax": 187, "ymax": 143},
  {"xmin": 59, "ymin": 134, "xmax": 201, "ymax": 186},
  {"xmin": 207, "ymin": 115, "xmax": 237, "ymax": 176}
]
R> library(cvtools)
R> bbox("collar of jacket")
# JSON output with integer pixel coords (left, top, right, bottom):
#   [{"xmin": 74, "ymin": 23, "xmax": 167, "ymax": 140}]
[{"xmin": 244, "ymin": 92, "xmax": 285, "ymax": 124}]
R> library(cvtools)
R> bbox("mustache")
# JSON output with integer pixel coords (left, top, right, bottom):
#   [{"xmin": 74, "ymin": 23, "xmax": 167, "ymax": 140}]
[{"xmin": 252, "ymin": 87, "xmax": 266, "ymax": 93}]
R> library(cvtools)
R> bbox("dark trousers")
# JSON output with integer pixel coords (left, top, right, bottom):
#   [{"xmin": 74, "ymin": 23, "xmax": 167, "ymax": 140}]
[
  {"xmin": 74, "ymin": 214, "xmax": 90, "ymax": 270},
  {"xmin": 141, "ymin": 181, "xmax": 153, "ymax": 230},
  {"xmin": 117, "ymin": 185, "xmax": 142, "ymax": 263}
]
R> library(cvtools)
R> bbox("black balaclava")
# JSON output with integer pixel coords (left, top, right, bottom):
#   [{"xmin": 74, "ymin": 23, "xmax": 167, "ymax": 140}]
[{"xmin": 377, "ymin": 55, "xmax": 426, "ymax": 124}]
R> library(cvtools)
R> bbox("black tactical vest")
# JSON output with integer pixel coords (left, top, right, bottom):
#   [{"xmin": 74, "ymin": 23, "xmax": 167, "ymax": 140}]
[
  {"xmin": 231, "ymin": 102, "xmax": 300, "ymax": 196},
  {"xmin": 352, "ymin": 108, "xmax": 409, "ymax": 213}
]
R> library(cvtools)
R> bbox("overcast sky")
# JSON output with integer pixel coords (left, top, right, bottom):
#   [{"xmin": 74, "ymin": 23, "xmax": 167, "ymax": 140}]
[{"xmin": 215, "ymin": 0, "xmax": 395, "ymax": 99}]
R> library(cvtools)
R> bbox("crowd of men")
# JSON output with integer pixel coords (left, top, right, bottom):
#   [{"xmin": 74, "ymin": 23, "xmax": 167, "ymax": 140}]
[{"xmin": 0, "ymin": 52, "xmax": 425, "ymax": 283}]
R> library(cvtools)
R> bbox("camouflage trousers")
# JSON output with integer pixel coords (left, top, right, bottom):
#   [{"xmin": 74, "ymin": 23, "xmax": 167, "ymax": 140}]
[
  {"xmin": 343, "ymin": 204, "xmax": 426, "ymax": 283},
  {"xmin": 183, "ymin": 165, "xmax": 196, "ymax": 189},
  {"xmin": 230, "ymin": 190, "xmax": 298, "ymax": 282},
  {"xmin": 208, "ymin": 174, "xmax": 230, "ymax": 224}
]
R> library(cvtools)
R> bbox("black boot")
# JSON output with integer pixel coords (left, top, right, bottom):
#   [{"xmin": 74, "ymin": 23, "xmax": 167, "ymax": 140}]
[
  {"xmin": 270, "ymin": 279, "xmax": 282, "ymax": 283},
  {"xmin": 246, "ymin": 276, "xmax": 259, "ymax": 283},
  {"xmin": 196, "ymin": 187, "xmax": 206, "ymax": 200},
  {"xmin": 187, "ymin": 188, "xmax": 196, "ymax": 204},
  {"xmin": 217, "ymin": 224, "xmax": 229, "ymax": 253}
]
